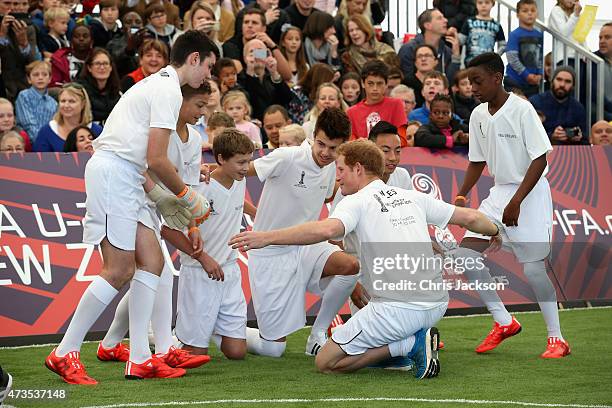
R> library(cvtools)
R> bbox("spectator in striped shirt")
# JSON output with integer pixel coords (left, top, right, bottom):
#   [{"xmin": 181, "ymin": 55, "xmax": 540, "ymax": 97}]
[{"xmin": 15, "ymin": 61, "xmax": 58, "ymax": 144}]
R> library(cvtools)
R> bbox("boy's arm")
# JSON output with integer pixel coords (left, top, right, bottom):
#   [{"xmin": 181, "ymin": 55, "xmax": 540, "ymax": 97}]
[
  {"xmin": 455, "ymin": 161, "xmax": 486, "ymax": 206},
  {"xmin": 502, "ymin": 153, "xmax": 547, "ymax": 226},
  {"xmin": 229, "ymin": 218, "xmax": 345, "ymax": 249}
]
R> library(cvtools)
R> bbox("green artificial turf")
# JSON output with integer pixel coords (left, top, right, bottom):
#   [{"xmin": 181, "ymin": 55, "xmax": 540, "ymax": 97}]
[{"xmin": 2, "ymin": 307, "xmax": 611, "ymax": 408}]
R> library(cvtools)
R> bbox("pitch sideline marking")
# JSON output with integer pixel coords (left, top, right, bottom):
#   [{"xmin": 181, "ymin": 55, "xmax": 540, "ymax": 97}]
[{"xmin": 81, "ymin": 397, "xmax": 612, "ymax": 408}]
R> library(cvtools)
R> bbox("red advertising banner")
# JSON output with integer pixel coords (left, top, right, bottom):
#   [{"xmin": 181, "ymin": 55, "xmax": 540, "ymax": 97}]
[{"xmin": 0, "ymin": 147, "xmax": 610, "ymax": 343}]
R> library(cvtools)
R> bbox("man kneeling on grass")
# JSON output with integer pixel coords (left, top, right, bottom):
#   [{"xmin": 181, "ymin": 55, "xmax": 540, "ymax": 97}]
[{"xmin": 229, "ymin": 139, "xmax": 502, "ymax": 379}]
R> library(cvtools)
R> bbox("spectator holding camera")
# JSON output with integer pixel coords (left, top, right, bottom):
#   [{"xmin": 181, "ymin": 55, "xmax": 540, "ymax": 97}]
[
  {"xmin": 106, "ymin": 11, "xmax": 147, "ymax": 78},
  {"xmin": 237, "ymin": 38, "xmax": 294, "ymax": 121},
  {"xmin": 179, "ymin": 2, "xmax": 222, "ymax": 58},
  {"xmin": 0, "ymin": 1, "xmax": 40, "ymax": 100},
  {"xmin": 529, "ymin": 66, "xmax": 587, "ymax": 145}
]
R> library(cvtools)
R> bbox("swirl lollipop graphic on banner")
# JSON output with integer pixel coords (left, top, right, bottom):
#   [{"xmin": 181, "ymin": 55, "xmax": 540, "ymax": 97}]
[{"xmin": 411, "ymin": 173, "xmax": 458, "ymax": 251}]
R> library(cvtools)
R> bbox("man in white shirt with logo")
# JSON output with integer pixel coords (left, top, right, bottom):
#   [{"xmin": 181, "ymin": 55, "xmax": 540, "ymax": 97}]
[
  {"xmin": 230, "ymin": 139, "xmax": 502, "ymax": 378},
  {"xmin": 455, "ymin": 52, "xmax": 569, "ymax": 359},
  {"xmin": 45, "ymin": 31, "xmax": 218, "ymax": 384},
  {"xmin": 242, "ymin": 107, "xmax": 360, "ymax": 358}
]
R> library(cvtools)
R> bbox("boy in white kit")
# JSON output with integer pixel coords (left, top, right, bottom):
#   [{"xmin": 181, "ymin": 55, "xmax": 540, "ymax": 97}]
[
  {"xmin": 229, "ymin": 140, "xmax": 503, "ymax": 379},
  {"xmin": 242, "ymin": 107, "xmax": 360, "ymax": 358},
  {"xmin": 45, "ymin": 31, "xmax": 219, "ymax": 385},
  {"xmin": 455, "ymin": 52, "xmax": 569, "ymax": 358},
  {"xmin": 95, "ymin": 83, "xmax": 214, "ymax": 370},
  {"xmin": 163, "ymin": 129, "xmax": 256, "ymax": 359}
]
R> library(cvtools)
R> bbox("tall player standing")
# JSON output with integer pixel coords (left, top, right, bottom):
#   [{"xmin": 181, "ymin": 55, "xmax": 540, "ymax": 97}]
[
  {"xmin": 455, "ymin": 52, "xmax": 569, "ymax": 358},
  {"xmin": 45, "ymin": 31, "xmax": 219, "ymax": 385}
]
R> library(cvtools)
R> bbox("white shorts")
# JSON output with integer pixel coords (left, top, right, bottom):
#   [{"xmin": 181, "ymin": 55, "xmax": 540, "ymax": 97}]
[
  {"xmin": 332, "ymin": 302, "xmax": 447, "ymax": 356},
  {"xmin": 175, "ymin": 261, "xmax": 246, "ymax": 348},
  {"xmin": 463, "ymin": 178, "xmax": 553, "ymax": 263},
  {"xmin": 248, "ymin": 242, "xmax": 341, "ymax": 340},
  {"xmin": 138, "ymin": 202, "xmax": 161, "ymax": 238},
  {"xmin": 82, "ymin": 151, "xmax": 145, "ymax": 251}
]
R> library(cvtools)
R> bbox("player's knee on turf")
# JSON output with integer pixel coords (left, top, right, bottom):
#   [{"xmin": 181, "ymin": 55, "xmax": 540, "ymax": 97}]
[{"xmin": 221, "ymin": 340, "xmax": 247, "ymax": 360}]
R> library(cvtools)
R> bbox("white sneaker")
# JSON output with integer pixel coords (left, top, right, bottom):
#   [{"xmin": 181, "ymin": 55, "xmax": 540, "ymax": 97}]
[{"xmin": 305, "ymin": 331, "xmax": 327, "ymax": 356}]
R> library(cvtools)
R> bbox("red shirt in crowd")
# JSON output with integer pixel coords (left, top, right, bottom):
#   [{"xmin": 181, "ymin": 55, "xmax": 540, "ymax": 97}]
[{"xmin": 347, "ymin": 97, "xmax": 407, "ymax": 139}]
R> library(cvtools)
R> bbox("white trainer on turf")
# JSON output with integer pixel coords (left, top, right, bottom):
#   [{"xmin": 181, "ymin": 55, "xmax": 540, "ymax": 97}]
[{"xmin": 305, "ymin": 331, "xmax": 328, "ymax": 356}]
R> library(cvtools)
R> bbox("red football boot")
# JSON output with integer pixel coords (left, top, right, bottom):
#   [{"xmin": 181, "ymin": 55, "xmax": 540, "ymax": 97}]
[
  {"xmin": 475, "ymin": 316, "xmax": 522, "ymax": 353},
  {"xmin": 124, "ymin": 355, "xmax": 186, "ymax": 380},
  {"xmin": 45, "ymin": 348, "xmax": 97, "ymax": 385},
  {"xmin": 541, "ymin": 337, "xmax": 571, "ymax": 358},
  {"xmin": 97, "ymin": 342, "xmax": 130, "ymax": 362},
  {"xmin": 162, "ymin": 346, "xmax": 211, "ymax": 369}
]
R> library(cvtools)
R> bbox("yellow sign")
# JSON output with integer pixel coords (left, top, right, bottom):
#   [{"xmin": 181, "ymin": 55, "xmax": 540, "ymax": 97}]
[{"xmin": 573, "ymin": 5, "xmax": 598, "ymax": 43}]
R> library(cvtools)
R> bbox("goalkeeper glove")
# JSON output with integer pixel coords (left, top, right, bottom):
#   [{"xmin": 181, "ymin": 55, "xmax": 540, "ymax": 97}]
[
  {"xmin": 147, "ymin": 184, "xmax": 191, "ymax": 230},
  {"xmin": 177, "ymin": 185, "xmax": 211, "ymax": 225}
]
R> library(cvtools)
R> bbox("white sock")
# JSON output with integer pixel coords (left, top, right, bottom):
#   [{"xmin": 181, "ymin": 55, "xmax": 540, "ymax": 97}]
[
  {"xmin": 388, "ymin": 336, "xmax": 416, "ymax": 357},
  {"xmin": 246, "ymin": 327, "xmax": 285, "ymax": 357},
  {"xmin": 523, "ymin": 261, "xmax": 563, "ymax": 339},
  {"xmin": 151, "ymin": 265, "xmax": 174, "ymax": 354},
  {"xmin": 459, "ymin": 248, "xmax": 512, "ymax": 326},
  {"xmin": 311, "ymin": 274, "xmax": 358, "ymax": 336},
  {"xmin": 128, "ymin": 270, "xmax": 159, "ymax": 363},
  {"xmin": 57, "ymin": 276, "xmax": 118, "ymax": 356},
  {"xmin": 101, "ymin": 289, "xmax": 130, "ymax": 349},
  {"xmin": 211, "ymin": 334, "xmax": 222, "ymax": 349}
]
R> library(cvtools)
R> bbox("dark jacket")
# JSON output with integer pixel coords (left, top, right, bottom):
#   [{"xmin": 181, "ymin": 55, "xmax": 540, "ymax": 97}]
[
  {"xmin": 452, "ymin": 93, "xmax": 479, "ymax": 122},
  {"xmin": 529, "ymin": 90, "xmax": 588, "ymax": 145},
  {"xmin": 77, "ymin": 77, "xmax": 120, "ymax": 124},
  {"xmin": 415, "ymin": 119, "xmax": 468, "ymax": 148},
  {"xmin": 90, "ymin": 18, "xmax": 122, "ymax": 48},
  {"xmin": 0, "ymin": 24, "xmax": 39, "ymax": 100},
  {"xmin": 433, "ymin": 0, "xmax": 476, "ymax": 30},
  {"xmin": 106, "ymin": 32, "xmax": 139, "ymax": 78},
  {"xmin": 237, "ymin": 71, "xmax": 294, "ymax": 121}
]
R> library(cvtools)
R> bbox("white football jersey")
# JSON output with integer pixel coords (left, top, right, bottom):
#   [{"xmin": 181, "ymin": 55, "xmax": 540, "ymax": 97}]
[
  {"xmin": 180, "ymin": 178, "xmax": 246, "ymax": 267},
  {"xmin": 253, "ymin": 140, "xmax": 336, "ymax": 234},
  {"xmin": 330, "ymin": 179, "xmax": 454, "ymax": 308},
  {"xmin": 468, "ymin": 93, "xmax": 553, "ymax": 185},
  {"xmin": 93, "ymin": 65, "xmax": 182, "ymax": 172}
]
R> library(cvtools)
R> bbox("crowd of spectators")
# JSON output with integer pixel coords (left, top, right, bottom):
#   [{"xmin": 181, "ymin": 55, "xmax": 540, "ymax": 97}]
[{"xmin": 0, "ymin": 0, "xmax": 610, "ymax": 154}]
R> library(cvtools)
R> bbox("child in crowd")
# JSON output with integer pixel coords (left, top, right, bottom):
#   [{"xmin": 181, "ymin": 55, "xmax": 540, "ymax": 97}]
[
  {"xmin": 280, "ymin": 25, "xmax": 309, "ymax": 87},
  {"xmin": 415, "ymin": 94, "xmax": 468, "ymax": 148},
  {"xmin": 504, "ymin": 0, "xmax": 543, "ymax": 97},
  {"xmin": 459, "ymin": 0, "xmax": 506, "ymax": 64},
  {"xmin": 278, "ymin": 124, "xmax": 307, "ymax": 147},
  {"xmin": 144, "ymin": 3, "xmax": 179, "ymax": 48},
  {"xmin": 15, "ymin": 61, "xmax": 58, "ymax": 142},
  {"xmin": 204, "ymin": 111, "xmax": 236, "ymax": 150},
  {"xmin": 0, "ymin": 98, "xmax": 32, "ymax": 151},
  {"xmin": 90, "ymin": 0, "xmax": 121, "ymax": 48},
  {"xmin": 39, "ymin": 7, "xmax": 70, "ymax": 58},
  {"xmin": 222, "ymin": 90, "xmax": 262, "ymax": 148},
  {"xmin": 409, "ymin": 71, "xmax": 461, "ymax": 125},
  {"xmin": 339, "ymin": 72, "xmax": 362, "ymax": 106},
  {"xmin": 451, "ymin": 69, "xmax": 479, "ymax": 122},
  {"xmin": 214, "ymin": 58, "xmax": 240, "ymax": 95},
  {"xmin": 399, "ymin": 120, "xmax": 421, "ymax": 147}
]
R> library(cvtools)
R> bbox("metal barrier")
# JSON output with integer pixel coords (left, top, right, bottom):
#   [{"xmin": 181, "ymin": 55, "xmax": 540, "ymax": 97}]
[{"xmin": 383, "ymin": 0, "xmax": 605, "ymax": 122}]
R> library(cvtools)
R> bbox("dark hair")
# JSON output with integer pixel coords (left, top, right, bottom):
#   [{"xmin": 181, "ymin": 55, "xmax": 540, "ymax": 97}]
[
  {"xmin": 314, "ymin": 107, "xmax": 351, "ymax": 141},
  {"xmin": 430, "ymin": 93, "xmax": 454, "ymax": 112},
  {"xmin": 369, "ymin": 121, "xmax": 398, "ymax": 141},
  {"xmin": 99, "ymin": 0, "xmax": 119, "ymax": 9},
  {"xmin": 388, "ymin": 66, "xmax": 403, "ymax": 80},
  {"xmin": 80, "ymin": 48, "xmax": 120, "ymax": 96},
  {"xmin": 171, "ymin": 29, "xmax": 220, "ymax": 65},
  {"xmin": 213, "ymin": 128, "xmax": 255, "ymax": 164},
  {"xmin": 417, "ymin": 9, "xmax": 438, "ymax": 33},
  {"xmin": 181, "ymin": 81, "xmax": 212, "ymax": 99},
  {"xmin": 63, "ymin": 125, "xmax": 95, "ymax": 152},
  {"xmin": 298, "ymin": 63, "xmax": 335, "ymax": 101},
  {"xmin": 414, "ymin": 43, "xmax": 437, "ymax": 59},
  {"xmin": 213, "ymin": 58, "xmax": 236, "ymax": 77},
  {"xmin": 280, "ymin": 26, "xmax": 308, "ymax": 82},
  {"xmin": 303, "ymin": 10, "xmax": 335, "ymax": 40},
  {"xmin": 339, "ymin": 72, "xmax": 363, "ymax": 101},
  {"xmin": 243, "ymin": 8, "xmax": 266, "ymax": 26},
  {"xmin": 516, "ymin": 0, "xmax": 537, "ymax": 12},
  {"xmin": 361, "ymin": 59, "xmax": 389, "ymax": 82},
  {"xmin": 263, "ymin": 104, "xmax": 289, "ymax": 121},
  {"xmin": 144, "ymin": 2, "xmax": 165, "ymax": 20},
  {"xmin": 467, "ymin": 52, "xmax": 505, "ymax": 75},
  {"xmin": 453, "ymin": 68, "xmax": 470, "ymax": 86}
]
